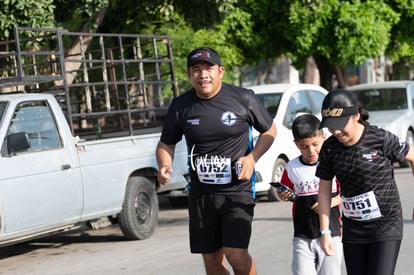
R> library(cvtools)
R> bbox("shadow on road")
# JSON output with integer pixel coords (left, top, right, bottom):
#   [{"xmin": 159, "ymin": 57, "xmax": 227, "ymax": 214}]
[{"xmin": 0, "ymin": 226, "xmax": 128, "ymax": 259}]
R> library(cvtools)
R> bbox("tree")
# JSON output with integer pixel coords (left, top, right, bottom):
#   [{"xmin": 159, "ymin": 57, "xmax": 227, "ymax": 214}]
[
  {"xmin": 54, "ymin": 0, "xmax": 108, "ymax": 31},
  {"xmin": 385, "ymin": 1, "xmax": 414, "ymax": 79},
  {"xmin": 0, "ymin": 0, "xmax": 109, "ymax": 39},
  {"xmin": 0, "ymin": 0, "xmax": 55, "ymax": 38},
  {"xmin": 99, "ymin": 0, "xmax": 414, "ymax": 89},
  {"xmin": 0, "ymin": 0, "xmax": 109, "ymax": 86},
  {"xmin": 99, "ymin": 0, "xmax": 252, "ymax": 90},
  {"xmin": 243, "ymin": 0, "xmax": 403, "ymax": 90},
  {"xmin": 3, "ymin": 1, "xmax": 412, "ymax": 91}
]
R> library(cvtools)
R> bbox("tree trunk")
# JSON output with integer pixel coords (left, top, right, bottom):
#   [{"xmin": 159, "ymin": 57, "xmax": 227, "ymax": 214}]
[
  {"xmin": 302, "ymin": 56, "xmax": 319, "ymax": 85},
  {"xmin": 332, "ymin": 64, "xmax": 347, "ymax": 89},
  {"xmin": 63, "ymin": 7, "xmax": 107, "ymax": 86},
  {"xmin": 313, "ymin": 55, "xmax": 334, "ymax": 91}
]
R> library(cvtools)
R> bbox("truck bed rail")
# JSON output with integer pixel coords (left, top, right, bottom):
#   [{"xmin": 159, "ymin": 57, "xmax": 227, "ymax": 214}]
[{"xmin": 0, "ymin": 27, "xmax": 177, "ymax": 140}]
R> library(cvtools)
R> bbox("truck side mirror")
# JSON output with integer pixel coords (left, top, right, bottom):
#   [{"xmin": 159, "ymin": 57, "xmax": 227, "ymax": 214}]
[{"xmin": 7, "ymin": 132, "xmax": 31, "ymax": 154}]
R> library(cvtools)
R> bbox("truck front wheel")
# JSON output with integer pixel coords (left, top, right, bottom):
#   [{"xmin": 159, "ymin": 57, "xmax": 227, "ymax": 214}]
[{"xmin": 118, "ymin": 176, "xmax": 159, "ymax": 240}]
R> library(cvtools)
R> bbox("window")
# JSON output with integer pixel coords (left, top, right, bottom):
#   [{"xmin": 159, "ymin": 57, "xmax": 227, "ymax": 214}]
[
  {"xmin": 410, "ymin": 85, "xmax": 414, "ymax": 108},
  {"xmin": 351, "ymin": 88, "xmax": 407, "ymax": 111},
  {"xmin": 255, "ymin": 93, "xmax": 283, "ymax": 118},
  {"xmin": 308, "ymin": 90, "xmax": 326, "ymax": 114},
  {"xmin": 6, "ymin": 101, "xmax": 62, "ymax": 152},
  {"xmin": 283, "ymin": 91, "xmax": 312, "ymax": 128}
]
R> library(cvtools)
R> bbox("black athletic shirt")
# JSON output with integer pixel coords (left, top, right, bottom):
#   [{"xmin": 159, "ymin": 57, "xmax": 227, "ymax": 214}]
[
  {"xmin": 161, "ymin": 83, "xmax": 273, "ymax": 197},
  {"xmin": 316, "ymin": 125, "xmax": 409, "ymax": 243}
]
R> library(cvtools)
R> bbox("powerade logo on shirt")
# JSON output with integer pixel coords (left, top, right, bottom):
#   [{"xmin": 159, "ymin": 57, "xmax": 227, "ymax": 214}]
[{"xmin": 221, "ymin": 111, "xmax": 237, "ymax": 126}]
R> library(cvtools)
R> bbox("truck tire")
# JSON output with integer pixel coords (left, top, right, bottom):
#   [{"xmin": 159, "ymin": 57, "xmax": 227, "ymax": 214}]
[
  {"xmin": 118, "ymin": 176, "xmax": 159, "ymax": 240},
  {"xmin": 267, "ymin": 158, "xmax": 287, "ymax": 202}
]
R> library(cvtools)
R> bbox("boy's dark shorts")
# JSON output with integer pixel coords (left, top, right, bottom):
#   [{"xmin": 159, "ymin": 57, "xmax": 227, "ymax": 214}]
[{"xmin": 188, "ymin": 190, "xmax": 255, "ymax": 254}]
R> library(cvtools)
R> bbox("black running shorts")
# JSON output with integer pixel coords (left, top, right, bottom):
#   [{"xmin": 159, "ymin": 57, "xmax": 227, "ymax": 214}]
[{"xmin": 188, "ymin": 190, "xmax": 255, "ymax": 254}]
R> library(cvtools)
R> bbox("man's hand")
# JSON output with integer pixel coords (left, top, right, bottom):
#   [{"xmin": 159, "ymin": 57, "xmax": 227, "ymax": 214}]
[
  {"xmin": 156, "ymin": 141, "xmax": 176, "ymax": 185},
  {"xmin": 158, "ymin": 165, "xmax": 173, "ymax": 185},
  {"xmin": 236, "ymin": 155, "xmax": 255, "ymax": 180}
]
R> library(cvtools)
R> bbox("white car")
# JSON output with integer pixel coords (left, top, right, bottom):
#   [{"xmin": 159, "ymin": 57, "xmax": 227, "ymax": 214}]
[
  {"xmin": 249, "ymin": 83, "xmax": 329, "ymax": 201},
  {"xmin": 347, "ymin": 80, "xmax": 414, "ymax": 167}
]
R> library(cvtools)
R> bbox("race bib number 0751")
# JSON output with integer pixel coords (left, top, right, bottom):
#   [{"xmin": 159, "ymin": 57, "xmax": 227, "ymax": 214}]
[{"xmin": 342, "ymin": 191, "xmax": 382, "ymax": 221}]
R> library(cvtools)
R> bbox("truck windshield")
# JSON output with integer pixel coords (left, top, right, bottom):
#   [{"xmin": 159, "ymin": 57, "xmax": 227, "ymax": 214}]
[{"xmin": 350, "ymin": 88, "xmax": 407, "ymax": 111}]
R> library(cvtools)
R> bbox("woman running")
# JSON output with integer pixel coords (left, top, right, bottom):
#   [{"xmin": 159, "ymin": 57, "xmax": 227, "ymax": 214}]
[{"xmin": 316, "ymin": 89, "xmax": 414, "ymax": 275}]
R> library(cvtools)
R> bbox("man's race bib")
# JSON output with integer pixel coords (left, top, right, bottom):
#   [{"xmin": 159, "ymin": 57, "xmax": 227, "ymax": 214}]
[
  {"xmin": 194, "ymin": 156, "xmax": 232, "ymax": 184},
  {"xmin": 342, "ymin": 191, "xmax": 382, "ymax": 221}
]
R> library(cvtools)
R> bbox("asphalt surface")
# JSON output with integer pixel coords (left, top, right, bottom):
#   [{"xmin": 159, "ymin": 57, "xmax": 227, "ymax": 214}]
[{"xmin": 0, "ymin": 168, "xmax": 413, "ymax": 275}]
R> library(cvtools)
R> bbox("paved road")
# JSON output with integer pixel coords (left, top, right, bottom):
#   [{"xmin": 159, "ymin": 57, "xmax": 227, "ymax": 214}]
[{"xmin": 0, "ymin": 168, "xmax": 413, "ymax": 275}]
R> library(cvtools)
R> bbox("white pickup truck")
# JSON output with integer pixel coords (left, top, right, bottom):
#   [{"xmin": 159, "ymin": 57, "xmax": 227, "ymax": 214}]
[
  {"xmin": 0, "ymin": 28, "xmax": 188, "ymax": 246},
  {"xmin": 0, "ymin": 93, "xmax": 187, "ymax": 246}
]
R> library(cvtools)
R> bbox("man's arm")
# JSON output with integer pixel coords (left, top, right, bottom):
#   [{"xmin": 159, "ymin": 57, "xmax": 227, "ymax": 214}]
[
  {"xmin": 156, "ymin": 141, "xmax": 176, "ymax": 185},
  {"xmin": 237, "ymin": 122, "xmax": 277, "ymax": 180}
]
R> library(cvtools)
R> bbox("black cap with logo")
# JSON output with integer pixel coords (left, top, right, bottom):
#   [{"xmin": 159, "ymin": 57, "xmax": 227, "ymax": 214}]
[
  {"xmin": 187, "ymin": 47, "xmax": 221, "ymax": 68},
  {"xmin": 320, "ymin": 89, "xmax": 359, "ymax": 130}
]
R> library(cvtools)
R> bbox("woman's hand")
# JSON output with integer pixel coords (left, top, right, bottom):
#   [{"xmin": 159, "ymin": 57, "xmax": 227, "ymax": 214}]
[{"xmin": 320, "ymin": 233, "xmax": 336, "ymax": 256}]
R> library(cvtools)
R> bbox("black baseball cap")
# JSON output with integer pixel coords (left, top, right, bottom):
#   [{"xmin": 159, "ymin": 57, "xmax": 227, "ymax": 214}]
[
  {"xmin": 187, "ymin": 47, "xmax": 221, "ymax": 67},
  {"xmin": 320, "ymin": 89, "xmax": 359, "ymax": 130}
]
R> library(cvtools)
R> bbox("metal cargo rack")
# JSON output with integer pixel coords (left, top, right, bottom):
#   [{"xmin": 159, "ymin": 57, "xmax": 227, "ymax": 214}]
[{"xmin": 0, "ymin": 27, "xmax": 178, "ymax": 140}]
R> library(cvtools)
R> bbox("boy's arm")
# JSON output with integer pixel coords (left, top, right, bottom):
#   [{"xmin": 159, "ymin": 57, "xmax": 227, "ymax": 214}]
[
  {"xmin": 313, "ymin": 178, "xmax": 341, "ymax": 211},
  {"xmin": 330, "ymin": 193, "xmax": 341, "ymax": 208},
  {"xmin": 277, "ymin": 169, "xmax": 295, "ymax": 202},
  {"xmin": 312, "ymin": 193, "xmax": 341, "ymax": 213}
]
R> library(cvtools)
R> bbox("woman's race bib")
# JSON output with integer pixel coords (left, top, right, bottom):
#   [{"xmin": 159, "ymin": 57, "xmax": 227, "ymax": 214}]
[{"xmin": 342, "ymin": 191, "xmax": 382, "ymax": 221}]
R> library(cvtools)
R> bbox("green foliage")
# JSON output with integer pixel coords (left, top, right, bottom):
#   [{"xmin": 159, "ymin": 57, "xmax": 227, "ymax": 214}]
[
  {"xmin": 386, "ymin": 0, "xmax": 414, "ymax": 61},
  {"xmin": 241, "ymin": 0, "xmax": 414, "ymax": 87},
  {"xmin": 335, "ymin": 1, "xmax": 398, "ymax": 64},
  {"xmin": 287, "ymin": 0, "xmax": 399, "ymax": 68},
  {"xmin": 100, "ymin": 1, "xmax": 251, "ymax": 92},
  {"xmin": 170, "ymin": 7, "xmax": 252, "ymax": 90},
  {"xmin": 2, "ymin": 0, "xmax": 414, "ymax": 90},
  {"xmin": 173, "ymin": 0, "xmax": 238, "ymax": 29},
  {"xmin": 0, "ymin": 0, "xmax": 109, "ymax": 40},
  {"xmin": 54, "ymin": 0, "xmax": 108, "ymax": 31},
  {"xmin": 242, "ymin": 0, "xmax": 292, "ymax": 64},
  {"xmin": 0, "ymin": 0, "xmax": 55, "ymax": 38}
]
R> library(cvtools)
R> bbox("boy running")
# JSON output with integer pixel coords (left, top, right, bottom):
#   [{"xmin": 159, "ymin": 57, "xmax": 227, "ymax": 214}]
[{"xmin": 277, "ymin": 114, "xmax": 342, "ymax": 275}]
